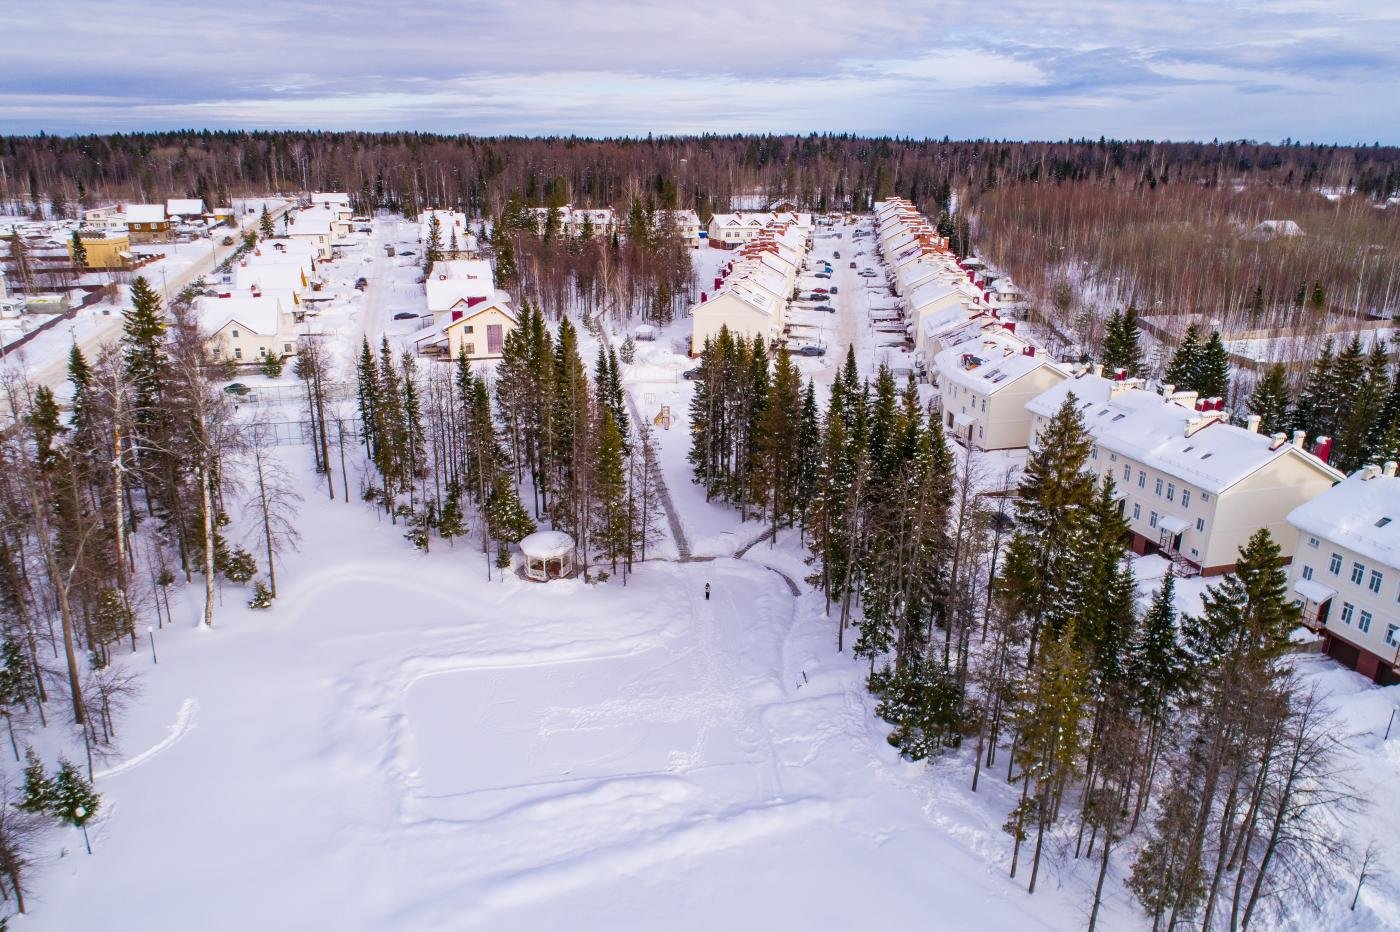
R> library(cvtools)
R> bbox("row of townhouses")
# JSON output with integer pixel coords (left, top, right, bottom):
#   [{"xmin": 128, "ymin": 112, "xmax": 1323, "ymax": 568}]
[
  {"xmin": 876, "ymin": 197, "xmax": 1400, "ymax": 685},
  {"xmin": 688, "ymin": 219, "xmax": 810, "ymax": 355}
]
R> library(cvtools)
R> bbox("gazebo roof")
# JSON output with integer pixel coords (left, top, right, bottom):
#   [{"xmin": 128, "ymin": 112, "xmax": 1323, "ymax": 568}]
[{"xmin": 519, "ymin": 530, "xmax": 574, "ymax": 559}]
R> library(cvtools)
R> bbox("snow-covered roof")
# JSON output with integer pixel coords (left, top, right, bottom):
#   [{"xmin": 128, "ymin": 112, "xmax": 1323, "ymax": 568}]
[
  {"xmin": 936, "ymin": 331, "xmax": 1060, "ymax": 396},
  {"xmin": 197, "ymin": 294, "xmax": 287, "ymax": 336},
  {"xmin": 425, "ymin": 259, "xmax": 496, "ymax": 313},
  {"xmin": 419, "ymin": 210, "xmax": 470, "ymax": 242},
  {"xmin": 1289, "ymin": 470, "xmax": 1400, "ymax": 569},
  {"xmin": 233, "ymin": 263, "xmax": 305, "ymax": 293},
  {"xmin": 287, "ymin": 207, "xmax": 334, "ymax": 236},
  {"xmin": 124, "ymin": 204, "xmax": 166, "ymax": 223},
  {"xmin": 1293, "ymin": 577, "xmax": 1337, "ymax": 604},
  {"xmin": 519, "ymin": 530, "xmax": 574, "ymax": 558},
  {"xmin": 1029, "ymin": 374, "xmax": 1343, "ymax": 494},
  {"xmin": 166, "ymin": 198, "xmax": 206, "ymax": 217},
  {"xmin": 310, "ymin": 192, "xmax": 351, "ymax": 206}
]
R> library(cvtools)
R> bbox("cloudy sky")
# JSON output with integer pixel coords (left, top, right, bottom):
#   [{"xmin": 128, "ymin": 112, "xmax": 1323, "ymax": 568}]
[{"xmin": 4, "ymin": 0, "xmax": 1397, "ymax": 141}]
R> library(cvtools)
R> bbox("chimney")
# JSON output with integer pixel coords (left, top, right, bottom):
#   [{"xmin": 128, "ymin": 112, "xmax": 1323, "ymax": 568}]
[
  {"xmin": 1161, "ymin": 383, "xmax": 1175, "ymax": 397},
  {"xmin": 1093, "ymin": 363, "xmax": 1104, "ymax": 378},
  {"xmin": 1023, "ymin": 346, "xmax": 1037, "ymax": 357},
  {"xmin": 700, "ymin": 292, "xmax": 707, "ymax": 303},
  {"xmin": 1363, "ymin": 464, "xmax": 1383, "ymax": 481},
  {"xmin": 1269, "ymin": 432, "xmax": 1288, "ymax": 450},
  {"xmin": 1002, "ymin": 321, "xmax": 1016, "ymax": 334},
  {"xmin": 1246, "ymin": 414, "xmax": 1261, "ymax": 433},
  {"xmin": 1385, "ymin": 461, "xmax": 1398, "ymax": 478},
  {"xmin": 1292, "ymin": 430, "xmax": 1306, "ymax": 449},
  {"xmin": 1313, "ymin": 436, "xmax": 1333, "ymax": 463},
  {"xmin": 1114, "ymin": 368, "xmax": 1127, "ymax": 381}
]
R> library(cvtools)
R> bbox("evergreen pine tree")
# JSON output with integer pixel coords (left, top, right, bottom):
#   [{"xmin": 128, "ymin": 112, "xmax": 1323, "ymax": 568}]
[
  {"xmin": 619, "ymin": 335, "xmax": 637, "ymax": 365},
  {"xmin": 27, "ymin": 385, "xmax": 63, "ymax": 469},
  {"xmin": 223, "ymin": 548, "xmax": 257, "ymax": 584},
  {"xmin": 122, "ymin": 276, "xmax": 169, "ymax": 434},
  {"xmin": 17, "ymin": 749, "xmax": 52, "ymax": 815},
  {"xmin": 259, "ymin": 205, "xmax": 275, "ymax": 240},
  {"xmin": 1246, "ymin": 364, "xmax": 1291, "ymax": 436},
  {"xmin": 69, "ymin": 230, "xmax": 87, "ymax": 269},
  {"xmin": 1099, "ymin": 308, "xmax": 1144, "ymax": 377},
  {"xmin": 1129, "ymin": 570, "xmax": 1189, "ymax": 711},
  {"xmin": 1195, "ymin": 331, "xmax": 1230, "ymax": 400},
  {"xmin": 437, "ymin": 483, "xmax": 466, "ymax": 545},
  {"xmin": 50, "ymin": 757, "xmax": 99, "ymax": 853},
  {"xmin": 422, "ymin": 214, "xmax": 443, "ymax": 277},
  {"xmin": 590, "ymin": 410, "xmax": 629, "ymax": 572},
  {"xmin": 248, "ymin": 580, "xmax": 274, "ymax": 609},
  {"xmin": 486, "ymin": 472, "xmax": 535, "ymax": 545},
  {"xmin": 1163, "ymin": 324, "xmax": 1202, "ymax": 391},
  {"xmin": 1334, "ymin": 340, "xmax": 1390, "ymax": 472},
  {"xmin": 1291, "ymin": 338, "xmax": 1337, "ymax": 440}
]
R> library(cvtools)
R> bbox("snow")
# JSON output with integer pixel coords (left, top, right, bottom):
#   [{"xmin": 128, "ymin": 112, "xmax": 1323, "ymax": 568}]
[
  {"xmin": 123, "ymin": 203, "xmax": 165, "ymax": 223},
  {"xmin": 1289, "ymin": 470, "xmax": 1400, "ymax": 569},
  {"xmin": 518, "ymin": 529, "xmax": 575, "ymax": 558}
]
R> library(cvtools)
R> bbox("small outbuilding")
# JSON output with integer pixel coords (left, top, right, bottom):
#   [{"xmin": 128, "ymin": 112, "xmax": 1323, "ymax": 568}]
[{"xmin": 519, "ymin": 530, "xmax": 576, "ymax": 581}]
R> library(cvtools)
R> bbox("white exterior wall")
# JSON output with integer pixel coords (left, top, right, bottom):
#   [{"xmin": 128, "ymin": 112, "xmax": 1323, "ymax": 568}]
[{"xmin": 1289, "ymin": 532, "xmax": 1400, "ymax": 666}]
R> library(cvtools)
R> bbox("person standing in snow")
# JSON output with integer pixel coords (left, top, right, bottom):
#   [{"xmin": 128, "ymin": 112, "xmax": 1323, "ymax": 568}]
[{"xmin": 705, "ymin": 582, "xmax": 711, "ymax": 601}]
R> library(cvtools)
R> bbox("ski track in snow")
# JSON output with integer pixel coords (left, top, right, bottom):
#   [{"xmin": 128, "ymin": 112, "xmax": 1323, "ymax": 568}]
[{"xmin": 93, "ymin": 698, "xmax": 198, "ymax": 780}]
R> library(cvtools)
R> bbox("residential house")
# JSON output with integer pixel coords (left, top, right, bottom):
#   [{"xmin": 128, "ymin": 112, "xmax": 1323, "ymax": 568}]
[
  {"xmin": 310, "ymin": 193, "xmax": 353, "ymax": 220},
  {"xmin": 706, "ymin": 211, "xmax": 812, "ymax": 247},
  {"xmin": 1286, "ymin": 464, "xmax": 1400, "ymax": 684},
  {"xmin": 123, "ymin": 204, "xmax": 170, "ymax": 243},
  {"xmin": 284, "ymin": 207, "xmax": 338, "ymax": 260},
  {"xmin": 412, "ymin": 259, "xmax": 516, "ymax": 360},
  {"xmin": 936, "ymin": 328, "xmax": 1067, "ymax": 450},
  {"xmin": 198, "ymin": 294, "xmax": 299, "ymax": 364},
  {"xmin": 69, "ymin": 232, "xmax": 132, "ymax": 269},
  {"xmin": 690, "ymin": 220, "xmax": 808, "ymax": 354},
  {"xmin": 1027, "ymin": 371, "xmax": 1343, "ymax": 575},
  {"xmin": 165, "ymin": 198, "xmax": 207, "ymax": 223}
]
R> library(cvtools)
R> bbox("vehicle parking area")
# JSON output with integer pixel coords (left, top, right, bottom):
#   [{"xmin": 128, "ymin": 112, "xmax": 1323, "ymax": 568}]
[{"xmin": 783, "ymin": 217, "xmax": 921, "ymax": 386}]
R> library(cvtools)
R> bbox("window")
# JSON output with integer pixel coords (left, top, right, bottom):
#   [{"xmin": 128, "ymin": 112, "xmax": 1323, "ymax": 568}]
[
  {"xmin": 284, "ymin": 343, "xmax": 293, "ymax": 353},
  {"xmin": 1387, "ymin": 625, "xmax": 1400, "ymax": 648},
  {"xmin": 1196, "ymin": 517, "xmax": 1205, "ymax": 532},
  {"xmin": 1330, "ymin": 553, "xmax": 1343, "ymax": 575},
  {"xmin": 1371, "ymin": 570, "xmax": 1384, "ymax": 594},
  {"xmin": 1110, "ymin": 453, "xmax": 1117, "ymax": 462},
  {"xmin": 1091, "ymin": 448, "xmax": 1098, "ymax": 460},
  {"xmin": 234, "ymin": 348, "xmax": 243, "ymax": 360},
  {"xmin": 1133, "ymin": 503, "xmax": 1141, "ymax": 520},
  {"xmin": 1359, "ymin": 611, "xmax": 1373, "ymax": 633},
  {"xmin": 1181, "ymin": 489, "xmax": 1191, "ymax": 509},
  {"xmin": 232, "ymin": 329, "xmax": 240, "ymax": 338},
  {"xmin": 1341, "ymin": 602, "xmax": 1355, "ymax": 625},
  {"xmin": 1352, "ymin": 562, "xmax": 1366, "ymax": 585},
  {"xmin": 1201, "ymin": 492, "xmax": 1210, "ymax": 502},
  {"xmin": 1302, "ymin": 565, "xmax": 1314, "ymax": 580},
  {"xmin": 464, "ymin": 343, "xmax": 476, "ymax": 355},
  {"xmin": 465, "ymin": 325, "xmax": 475, "ymax": 334},
  {"xmin": 1123, "ymin": 465, "xmax": 1131, "ymax": 481},
  {"xmin": 1155, "ymin": 478, "xmax": 1164, "ymax": 496},
  {"xmin": 1138, "ymin": 470, "xmax": 1146, "ymax": 488},
  {"xmin": 1167, "ymin": 482, "xmax": 1176, "ymax": 502},
  {"xmin": 1307, "ymin": 536, "xmax": 1320, "ymax": 549},
  {"xmin": 1150, "ymin": 511, "xmax": 1158, "ymax": 528}
]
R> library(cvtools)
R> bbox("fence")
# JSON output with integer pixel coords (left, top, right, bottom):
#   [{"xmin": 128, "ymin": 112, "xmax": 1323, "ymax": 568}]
[
  {"xmin": 233, "ymin": 381, "xmax": 354, "ymax": 406},
  {"xmin": 255, "ymin": 418, "xmax": 361, "ymax": 446}
]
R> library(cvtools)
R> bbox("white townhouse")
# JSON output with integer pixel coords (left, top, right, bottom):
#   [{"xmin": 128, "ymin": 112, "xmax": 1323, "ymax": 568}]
[
  {"xmin": 706, "ymin": 211, "xmax": 812, "ymax": 247},
  {"xmin": 1286, "ymin": 464, "xmax": 1400, "ymax": 685},
  {"xmin": 665, "ymin": 209, "xmax": 704, "ymax": 248},
  {"xmin": 527, "ymin": 205, "xmax": 618, "ymax": 239},
  {"xmin": 1027, "ymin": 372, "xmax": 1343, "ymax": 575},
  {"xmin": 198, "ymin": 294, "xmax": 300, "ymax": 364},
  {"xmin": 936, "ymin": 327, "xmax": 1068, "ymax": 450}
]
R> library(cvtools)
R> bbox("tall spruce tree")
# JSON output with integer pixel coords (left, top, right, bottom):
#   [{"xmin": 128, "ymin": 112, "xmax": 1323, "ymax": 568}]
[
  {"xmin": 1101, "ymin": 308, "xmax": 1144, "ymax": 377},
  {"xmin": 1163, "ymin": 324, "xmax": 1203, "ymax": 390},
  {"xmin": 1291, "ymin": 338, "xmax": 1337, "ymax": 441},
  {"xmin": 1246, "ymin": 364, "xmax": 1291, "ymax": 436},
  {"xmin": 1195, "ymin": 331, "xmax": 1230, "ymax": 400}
]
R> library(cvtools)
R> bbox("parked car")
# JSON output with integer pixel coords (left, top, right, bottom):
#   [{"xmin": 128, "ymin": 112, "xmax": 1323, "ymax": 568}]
[
  {"xmin": 811, "ymin": 287, "xmax": 829, "ymax": 294},
  {"xmin": 860, "ymin": 269, "xmax": 878, "ymax": 277},
  {"xmin": 354, "ymin": 277, "xmax": 368, "ymax": 290},
  {"xmin": 814, "ymin": 305, "xmax": 836, "ymax": 313},
  {"xmin": 814, "ymin": 272, "xmax": 831, "ymax": 279},
  {"xmin": 833, "ymin": 251, "xmax": 841, "ymax": 258},
  {"xmin": 682, "ymin": 367, "xmax": 703, "ymax": 380},
  {"xmin": 393, "ymin": 312, "xmax": 418, "ymax": 321},
  {"xmin": 399, "ymin": 249, "xmax": 415, "ymax": 256},
  {"xmin": 223, "ymin": 383, "xmax": 251, "ymax": 396},
  {"xmin": 796, "ymin": 345, "xmax": 827, "ymax": 357},
  {"xmin": 830, "ymin": 286, "xmax": 839, "ymax": 295}
]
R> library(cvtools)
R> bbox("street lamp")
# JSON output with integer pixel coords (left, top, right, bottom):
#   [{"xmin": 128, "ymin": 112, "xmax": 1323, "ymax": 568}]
[
  {"xmin": 75, "ymin": 806, "xmax": 91, "ymax": 854},
  {"xmin": 147, "ymin": 625, "xmax": 157, "ymax": 665}
]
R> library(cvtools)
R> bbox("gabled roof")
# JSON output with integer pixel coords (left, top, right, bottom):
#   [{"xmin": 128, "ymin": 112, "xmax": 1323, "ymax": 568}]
[
  {"xmin": 166, "ymin": 198, "xmax": 206, "ymax": 217},
  {"xmin": 287, "ymin": 207, "xmax": 334, "ymax": 236},
  {"xmin": 197, "ymin": 294, "xmax": 287, "ymax": 336}
]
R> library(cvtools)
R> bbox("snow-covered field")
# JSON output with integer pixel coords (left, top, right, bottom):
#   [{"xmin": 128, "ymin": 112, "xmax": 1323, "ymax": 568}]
[{"xmin": 24, "ymin": 446, "xmax": 1096, "ymax": 930}]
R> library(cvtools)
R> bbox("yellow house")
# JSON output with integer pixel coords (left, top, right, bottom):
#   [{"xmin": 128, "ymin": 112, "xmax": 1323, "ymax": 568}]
[
  {"xmin": 442, "ymin": 300, "xmax": 517, "ymax": 360},
  {"xmin": 70, "ymin": 233, "xmax": 131, "ymax": 269}
]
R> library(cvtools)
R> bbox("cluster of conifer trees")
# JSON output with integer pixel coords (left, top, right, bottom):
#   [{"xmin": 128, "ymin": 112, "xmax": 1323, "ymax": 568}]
[
  {"xmin": 354, "ymin": 304, "xmax": 664, "ymax": 579},
  {"xmin": 687, "ymin": 335, "xmax": 1351, "ymax": 928}
]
